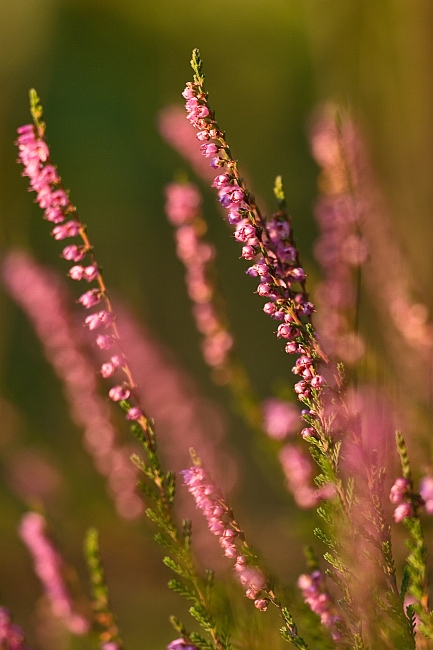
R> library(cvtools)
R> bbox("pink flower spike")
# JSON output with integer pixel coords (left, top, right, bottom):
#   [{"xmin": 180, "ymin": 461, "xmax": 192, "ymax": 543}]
[
  {"xmin": 109, "ymin": 385, "xmax": 131, "ymax": 402},
  {"xmin": 96, "ymin": 334, "xmax": 115, "ymax": 350},
  {"xmin": 78, "ymin": 289, "xmax": 102, "ymax": 308},
  {"xmin": 126, "ymin": 407, "xmax": 142, "ymax": 420}
]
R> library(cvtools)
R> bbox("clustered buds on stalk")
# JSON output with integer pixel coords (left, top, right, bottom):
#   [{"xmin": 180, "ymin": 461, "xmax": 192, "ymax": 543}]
[
  {"xmin": 16, "ymin": 109, "xmax": 150, "ymax": 437},
  {"xmin": 165, "ymin": 182, "xmax": 233, "ymax": 370},
  {"xmin": 389, "ymin": 477, "xmax": 424, "ymax": 522},
  {"xmin": 19, "ymin": 512, "xmax": 89, "ymax": 634},
  {"xmin": 182, "ymin": 466, "xmax": 268, "ymax": 611},
  {"xmin": 297, "ymin": 571, "xmax": 342, "ymax": 642}
]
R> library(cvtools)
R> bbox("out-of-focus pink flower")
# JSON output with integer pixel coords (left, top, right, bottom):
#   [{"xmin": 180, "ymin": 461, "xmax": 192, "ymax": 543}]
[
  {"xmin": 0, "ymin": 607, "xmax": 29, "ymax": 650},
  {"xmin": 159, "ymin": 106, "xmax": 216, "ymax": 182},
  {"xmin": 261, "ymin": 398, "xmax": 299, "ymax": 440},
  {"xmin": 2, "ymin": 251, "xmax": 143, "ymax": 520},
  {"xmin": 279, "ymin": 444, "xmax": 334, "ymax": 508},
  {"xmin": 297, "ymin": 570, "xmax": 342, "ymax": 641},
  {"xmin": 19, "ymin": 512, "xmax": 89, "ymax": 634},
  {"xmin": 420, "ymin": 475, "xmax": 433, "ymax": 514}
]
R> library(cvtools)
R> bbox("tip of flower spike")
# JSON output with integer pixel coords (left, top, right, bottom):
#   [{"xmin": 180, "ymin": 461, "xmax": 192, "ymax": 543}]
[
  {"xmin": 29, "ymin": 88, "xmax": 45, "ymax": 134},
  {"xmin": 190, "ymin": 48, "xmax": 204, "ymax": 83},
  {"xmin": 273, "ymin": 175, "xmax": 286, "ymax": 211}
]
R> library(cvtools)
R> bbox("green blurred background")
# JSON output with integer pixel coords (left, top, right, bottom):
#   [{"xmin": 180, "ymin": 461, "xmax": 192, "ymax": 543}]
[{"xmin": 1, "ymin": 1, "xmax": 433, "ymax": 648}]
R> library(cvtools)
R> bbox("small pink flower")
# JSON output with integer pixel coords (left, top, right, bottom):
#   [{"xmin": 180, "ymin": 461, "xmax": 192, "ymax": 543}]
[
  {"xmin": 83, "ymin": 266, "xmax": 99, "ymax": 282},
  {"xmin": 241, "ymin": 245, "xmax": 256, "ymax": 260},
  {"xmin": 96, "ymin": 334, "xmax": 115, "ymax": 350},
  {"xmin": 394, "ymin": 502, "xmax": 413, "ymax": 523},
  {"xmin": 254, "ymin": 598, "xmax": 269, "ymax": 611},
  {"xmin": 109, "ymin": 385, "xmax": 131, "ymax": 402},
  {"xmin": 52, "ymin": 221, "xmax": 79, "ymax": 240},
  {"xmin": 61, "ymin": 245, "xmax": 86, "ymax": 262},
  {"xmin": 84, "ymin": 310, "xmax": 113, "ymax": 331},
  {"xmin": 78, "ymin": 289, "xmax": 102, "ymax": 308},
  {"xmin": 311, "ymin": 375, "xmax": 325, "ymax": 389},
  {"xmin": 126, "ymin": 407, "xmax": 142, "ymax": 420},
  {"xmin": 68, "ymin": 265, "xmax": 85, "ymax": 281},
  {"xmin": 44, "ymin": 207, "xmax": 65, "ymax": 223}
]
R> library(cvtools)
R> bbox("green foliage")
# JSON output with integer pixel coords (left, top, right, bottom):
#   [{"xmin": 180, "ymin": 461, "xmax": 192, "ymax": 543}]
[
  {"xmin": 273, "ymin": 175, "xmax": 286, "ymax": 211},
  {"xmin": 29, "ymin": 88, "xmax": 45, "ymax": 134},
  {"xmin": 84, "ymin": 528, "xmax": 123, "ymax": 647}
]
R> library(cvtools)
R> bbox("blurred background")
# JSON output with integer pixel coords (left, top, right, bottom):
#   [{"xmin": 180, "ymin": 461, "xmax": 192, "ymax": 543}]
[{"xmin": 1, "ymin": 1, "xmax": 433, "ymax": 648}]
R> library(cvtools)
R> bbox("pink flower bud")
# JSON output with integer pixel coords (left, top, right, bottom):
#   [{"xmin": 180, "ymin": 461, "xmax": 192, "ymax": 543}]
[
  {"xmin": 126, "ymin": 407, "xmax": 143, "ymax": 420},
  {"xmin": 109, "ymin": 385, "xmax": 131, "ymax": 402},
  {"xmin": 77, "ymin": 289, "xmax": 102, "ymax": 308},
  {"xmin": 394, "ymin": 502, "xmax": 413, "ymax": 523},
  {"xmin": 241, "ymin": 245, "xmax": 256, "ymax": 260},
  {"xmin": 96, "ymin": 334, "xmax": 115, "ymax": 350},
  {"xmin": 68, "ymin": 265, "xmax": 85, "ymax": 280},
  {"xmin": 61, "ymin": 245, "xmax": 86, "ymax": 262},
  {"xmin": 311, "ymin": 375, "xmax": 325, "ymax": 389},
  {"xmin": 44, "ymin": 207, "xmax": 65, "ymax": 223},
  {"xmin": 52, "ymin": 221, "xmax": 79, "ymax": 240},
  {"xmin": 254, "ymin": 598, "xmax": 269, "ymax": 611},
  {"xmin": 196, "ymin": 130, "xmax": 209, "ymax": 141}
]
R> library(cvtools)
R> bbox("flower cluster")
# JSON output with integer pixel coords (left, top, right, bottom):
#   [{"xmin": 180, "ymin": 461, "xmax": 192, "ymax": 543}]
[
  {"xmin": 182, "ymin": 465, "xmax": 268, "ymax": 611},
  {"xmin": 389, "ymin": 475, "xmax": 428, "ymax": 523},
  {"xmin": 165, "ymin": 182, "xmax": 233, "ymax": 371},
  {"xmin": 310, "ymin": 107, "xmax": 367, "ymax": 364},
  {"xmin": 19, "ymin": 512, "xmax": 89, "ymax": 634},
  {"xmin": 297, "ymin": 571, "xmax": 342, "ymax": 642},
  {"xmin": 16, "ymin": 112, "xmax": 153, "ymax": 444},
  {"xmin": 0, "ymin": 608, "xmax": 29, "ymax": 650}
]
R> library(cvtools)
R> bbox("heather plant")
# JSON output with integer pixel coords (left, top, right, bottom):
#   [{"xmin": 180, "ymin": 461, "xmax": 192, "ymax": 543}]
[{"xmin": 4, "ymin": 49, "xmax": 433, "ymax": 650}]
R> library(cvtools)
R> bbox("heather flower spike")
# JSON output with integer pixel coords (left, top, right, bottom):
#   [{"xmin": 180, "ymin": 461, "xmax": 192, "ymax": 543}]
[{"xmin": 181, "ymin": 459, "xmax": 309, "ymax": 649}]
